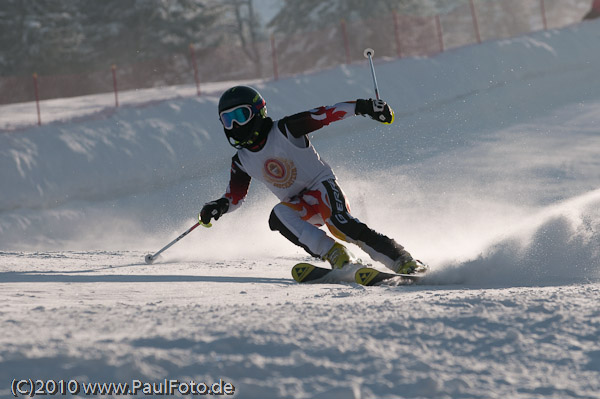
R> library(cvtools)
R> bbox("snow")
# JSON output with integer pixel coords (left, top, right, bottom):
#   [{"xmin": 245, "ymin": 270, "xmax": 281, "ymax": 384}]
[{"xmin": 1, "ymin": 20, "xmax": 600, "ymax": 399}]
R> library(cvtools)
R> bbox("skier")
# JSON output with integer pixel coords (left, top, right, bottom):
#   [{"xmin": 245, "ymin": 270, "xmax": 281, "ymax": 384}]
[{"xmin": 199, "ymin": 85, "xmax": 417, "ymax": 274}]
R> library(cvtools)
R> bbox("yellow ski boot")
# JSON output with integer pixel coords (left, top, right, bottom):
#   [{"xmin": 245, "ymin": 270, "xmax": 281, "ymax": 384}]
[
  {"xmin": 393, "ymin": 250, "xmax": 418, "ymax": 274},
  {"xmin": 323, "ymin": 242, "xmax": 351, "ymax": 269}
]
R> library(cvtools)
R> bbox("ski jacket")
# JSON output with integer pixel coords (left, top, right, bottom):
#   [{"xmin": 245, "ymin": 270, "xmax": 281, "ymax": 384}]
[{"xmin": 222, "ymin": 101, "xmax": 356, "ymax": 212}]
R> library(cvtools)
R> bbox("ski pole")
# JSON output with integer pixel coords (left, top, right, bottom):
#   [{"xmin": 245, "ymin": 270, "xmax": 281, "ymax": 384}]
[
  {"xmin": 363, "ymin": 48, "xmax": 380, "ymax": 100},
  {"xmin": 144, "ymin": 221, "xmax": 210, "ymax": 264}
]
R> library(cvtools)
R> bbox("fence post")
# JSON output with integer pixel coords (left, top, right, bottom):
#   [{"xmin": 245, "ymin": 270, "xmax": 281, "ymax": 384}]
[
  {"xmin": 270, "ymin": 34, "xmax": 279, "ymax": 81},
  {"xmin": 469, "ymin": 0, "xmax": 482, "ymax": 44},
  {"xmin": 393, "ymin": 11, "xmax": 402, "ymax": 58},
  {"xmin": 340, "ymin": 19, "xmax": 351, "ymax": 64},
  {"xmin": 189, "ymin": 44, "xmax": 201, "ymax": 96},
  {"xmin": 111, "ymin": 65, "xmax": 119, "ymax": 107},
  {"xmin": 540, "ymin": 0, "xmax": 548, "ymax": 30},
  {"xmin": 32, "ymin": 73, "xmax": 41, "ymax": 126},
  {"xmin": 435, "ymin": 15, "xmax": 444, "ymax": 53}
]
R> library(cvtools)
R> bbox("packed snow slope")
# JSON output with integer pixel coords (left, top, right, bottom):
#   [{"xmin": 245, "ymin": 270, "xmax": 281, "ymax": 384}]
[{"xmin": 1, "ymin": 21, "xmax": 600, "ymax": 399}]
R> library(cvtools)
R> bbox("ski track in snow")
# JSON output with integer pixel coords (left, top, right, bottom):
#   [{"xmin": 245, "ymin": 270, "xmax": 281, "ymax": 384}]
[{"xmin": 1, "ymin": 21, "xmax": 600, "ymax": 399}]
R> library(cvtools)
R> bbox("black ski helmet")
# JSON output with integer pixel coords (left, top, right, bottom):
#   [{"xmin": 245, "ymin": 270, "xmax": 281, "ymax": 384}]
[{"xmin": 218, "ymin": 86, "xmax": 267, "ymax": 149}]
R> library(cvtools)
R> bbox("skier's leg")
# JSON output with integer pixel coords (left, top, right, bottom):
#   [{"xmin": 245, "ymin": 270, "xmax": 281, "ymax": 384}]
[
  {"xmin": 316, "ymin": 178, "xmax": 416, "ymax": 273},
  {"xmin": 268, "ymin": 200, "xmax": 335, "ymax": 259}
]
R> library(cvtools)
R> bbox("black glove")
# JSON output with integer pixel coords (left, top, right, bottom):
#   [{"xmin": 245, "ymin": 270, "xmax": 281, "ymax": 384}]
[
  {"xmin": 199, "ymin": 198, "xmax": 229, "ymax": 224},
  {"xmin": 355, "ymin": 98, "xmax": 395, "ymax": 124}
]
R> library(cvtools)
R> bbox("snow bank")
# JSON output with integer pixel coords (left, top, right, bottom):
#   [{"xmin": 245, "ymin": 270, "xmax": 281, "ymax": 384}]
[{"xmin": 430, "ymin": 188, "xmax": 600, "ymax": 287}]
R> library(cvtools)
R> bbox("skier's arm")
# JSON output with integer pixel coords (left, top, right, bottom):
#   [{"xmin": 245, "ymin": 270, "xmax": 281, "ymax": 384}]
[
  {"xmin": 223, "ymin": 154, "xmax": 251, "ymax": 212},
  {"xmin": 277, "ymin": 101, "xmax": 356, "ymax": 138},
  {"xmin": 278, "ymin": 99, "xmax": 394, "ymax": 138},
  {"xmin": 199, "ymin": 154, "xmax": 251, "ymax": 224}
]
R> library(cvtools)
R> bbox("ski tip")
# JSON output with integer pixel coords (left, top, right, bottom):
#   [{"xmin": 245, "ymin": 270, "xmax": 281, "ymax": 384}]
[
  {"xmin": 292, "ymin": 262, "xmax": 335, "ymax": 283},
  {"xmin": 354, "ymin": 267, "xmax": 381, "ymax": 286},
  {"xmin": 291, "ymin": 263, "xmax": 316, "ymax": 283}
]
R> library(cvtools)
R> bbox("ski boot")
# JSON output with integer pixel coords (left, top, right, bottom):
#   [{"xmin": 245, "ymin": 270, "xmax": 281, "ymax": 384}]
[
  {"xmin": 323, "ymin": 242, "xmax": 351, "ymax": 269},
  {"xmin": 392, "ymin": 250, "xmax": 418, "ymax": 274}
]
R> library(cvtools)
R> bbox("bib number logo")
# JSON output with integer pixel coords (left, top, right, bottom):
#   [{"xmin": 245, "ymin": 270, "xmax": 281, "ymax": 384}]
[{"xmin": 263, "ymin": 158, "xmax": 297, "ymax": 189}]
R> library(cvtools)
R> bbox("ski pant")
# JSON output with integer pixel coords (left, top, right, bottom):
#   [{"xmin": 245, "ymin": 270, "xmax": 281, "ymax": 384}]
[{"xmin": 268, "ymin": 178, "xmax": 406, "ymax": 269}]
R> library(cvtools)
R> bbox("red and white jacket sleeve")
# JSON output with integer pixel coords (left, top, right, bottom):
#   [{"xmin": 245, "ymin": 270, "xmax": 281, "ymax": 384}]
[
  {"xmin": 277, "ymin": 101, "xmax": 356, "ymax": 138},
  {"xmin": 222, "ymin": 153, "xmax": 251, "ymax": 213}
]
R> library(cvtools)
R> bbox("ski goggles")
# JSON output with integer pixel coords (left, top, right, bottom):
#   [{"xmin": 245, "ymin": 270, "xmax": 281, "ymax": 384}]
[{"xmin": 219, "ymin": 105, "xmax": 254, "ymax": 130}]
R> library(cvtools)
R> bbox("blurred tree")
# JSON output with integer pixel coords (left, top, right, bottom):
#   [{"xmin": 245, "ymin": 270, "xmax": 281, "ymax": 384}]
[
  {"xmin": 266, "ymin": 0, "xmax": 456, "ymax": 72},
  {"xmin": 0, "ymin": 0, "xmax": 226, "ymax": 76},
  {"xmin": 83, "ymin": 0, "xmax": 226, "ymax": 67},
  {"xmin": 267, "ymin": 0, "xmax": 468, "ymax": 35},
  {"xmin": 0, "ymin": 0, "xmax": 88, "ymax": 75},
  {"xmin": 221, "ymin": 0, "xmax": 266, "ymax": 78}
]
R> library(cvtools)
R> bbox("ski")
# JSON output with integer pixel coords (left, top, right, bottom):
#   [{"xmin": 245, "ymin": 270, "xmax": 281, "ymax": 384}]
[
  {"xmin": 292, "ymin": 262, "xmax": 427, "ymax": 286},
  {"xmin": 354, "ymin": 267, "xmax": 421, "ymax": 286},
  {"xmin": 355, "ymin": 263, "xmax": 428, "ymax": 286},
  {"xmin": 291, "ymin": 262, "xmax": 363, "ymax": 284},
  {"xmin": 291, "ymin": 262, "xmax": 334, "ymax": 283}
]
